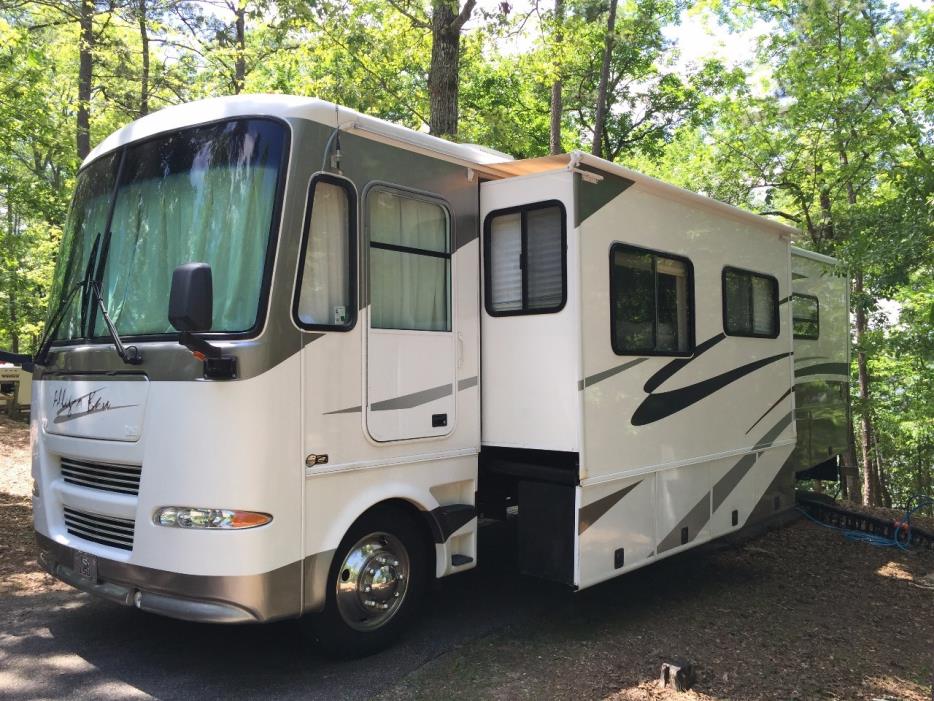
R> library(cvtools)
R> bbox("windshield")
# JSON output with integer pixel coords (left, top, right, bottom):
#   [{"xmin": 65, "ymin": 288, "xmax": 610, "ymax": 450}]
[{"xmin": 49, "ymin": 118, "xmax": 287, "ymax": 342}]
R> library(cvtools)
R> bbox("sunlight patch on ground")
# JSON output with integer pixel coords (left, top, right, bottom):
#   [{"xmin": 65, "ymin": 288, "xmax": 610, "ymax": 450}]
[
  {"xmin": 875, "ymin": 560, "xmax": 915, "ymax": 582},
  {"xmin": 862, "ymin": 674, "xmax": 932, "ymax": 701}
]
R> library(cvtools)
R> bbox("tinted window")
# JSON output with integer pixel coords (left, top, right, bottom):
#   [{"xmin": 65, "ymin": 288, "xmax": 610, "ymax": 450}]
[
  {"xmin": 792, "ymin": 294, "xmax": 819, "ymax": 339},
  {"xmin": 611, "ymin": 244, "xmax": 693, "ymax": 355},
  {"xmin": 723, "ymin": 267, "xmax": 779, "ymax": 338}
]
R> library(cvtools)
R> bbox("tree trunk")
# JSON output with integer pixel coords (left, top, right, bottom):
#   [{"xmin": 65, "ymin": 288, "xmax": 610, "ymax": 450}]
[
  {"xmin": 843, "ymin": 406, "xmax": 861, "ymax": 501},
  {"xmin": 591, "ymin": 0, "xmax": 618, "ymax": 158},
  {"xmin": 854, "ymin": 270, "xmax": 878, "ymax": 506},
  {"xmin": 428, "ymin": 1, "xmax": 475, "ymax": 137},
  {"xmin": 549, "ymin": 0, "xmax": 564, "ymax": 155},
  {"xmin": 874, "ymin": 433, "xmax": 892, "ymax": 507},
  {"xmin": 234, "ymin": 3, "xmax": 246, "ymax": 94},
  {"xmin": 138, "ymin": 0, "xmax": 150, "ymax": 117},
  {"xmin": 77, "ymin": 0, "xmax": 94, "ymax": 160},
  {"xmin": 5, "ymin": 186, "xmax": 18, "ymax": 354}
]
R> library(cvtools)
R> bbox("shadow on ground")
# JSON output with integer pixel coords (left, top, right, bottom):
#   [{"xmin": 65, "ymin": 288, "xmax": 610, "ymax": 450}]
[{"xmin": 1, "ymin": 519, "xmax": 932, "ymax": 701}]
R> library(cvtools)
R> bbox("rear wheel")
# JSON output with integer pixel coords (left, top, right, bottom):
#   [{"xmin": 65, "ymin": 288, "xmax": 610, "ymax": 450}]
[{"xmin": 304, "ymin": 506, "xmax": 427, "ymax": 657}]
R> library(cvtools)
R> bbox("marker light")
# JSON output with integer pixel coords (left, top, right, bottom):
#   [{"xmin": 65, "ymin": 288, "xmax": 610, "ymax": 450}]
[{"xmin": 154, "ymin": 507, "xmax": 272, "ymax": 530}]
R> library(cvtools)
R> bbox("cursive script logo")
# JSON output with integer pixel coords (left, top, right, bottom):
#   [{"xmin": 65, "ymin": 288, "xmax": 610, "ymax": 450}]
[{"xmin": 51, "ymin": 387, "xmax": 137, "ymax": 424}]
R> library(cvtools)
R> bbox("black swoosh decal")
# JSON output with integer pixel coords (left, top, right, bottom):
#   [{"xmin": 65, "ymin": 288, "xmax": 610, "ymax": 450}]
[
  {"xmin": 631, "ymin": 352, "xmax": 792, "ymax": 426},
  {"xmin": 794, "ymin": 355, "xmax": 829, "ymax": 364},
  {"xmin": 745, "ymin": 388, "xmax": 792, "ymax": 435},
  {"xmin": 794, "ymin": 362, "xmax": 848, "ymax": 378},
  {"xmin": 643, "ymin": 333, "xmax": 726, "ymax": 394}
]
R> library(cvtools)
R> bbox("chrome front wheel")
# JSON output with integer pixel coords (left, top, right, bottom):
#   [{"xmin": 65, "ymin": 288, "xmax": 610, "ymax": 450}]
[
  {"xmin": 335, "ymin": 531, "xmax": 411, "ymax": 632},
  {"xmin": 305, "ymin": 505, "xmax": 427, "ymax": 657}
]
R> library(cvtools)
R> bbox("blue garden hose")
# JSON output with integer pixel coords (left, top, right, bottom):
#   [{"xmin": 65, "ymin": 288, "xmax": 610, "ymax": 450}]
[{"xmin": 798, "ymin": 494, "xmax": 934, "ymax": 550}]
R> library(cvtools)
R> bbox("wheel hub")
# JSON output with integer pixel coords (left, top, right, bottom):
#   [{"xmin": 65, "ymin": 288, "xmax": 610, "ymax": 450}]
[{"xmin": 335, "ymin": 532, "xmax": 410, "ymax": 631}]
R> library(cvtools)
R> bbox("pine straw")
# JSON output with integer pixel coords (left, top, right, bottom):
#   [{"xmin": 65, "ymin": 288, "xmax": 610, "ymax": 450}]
[
  {"xmin": 0, "ymin": 414, "xmax": 67, "ymax": 595},
  {"xmin": 1, "ymin": 418, "xmax": 932, "ymax": 698}
]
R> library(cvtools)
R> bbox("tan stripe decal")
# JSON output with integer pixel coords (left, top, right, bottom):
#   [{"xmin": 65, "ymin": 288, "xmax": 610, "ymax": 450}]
[
  {"xmin": 579, "ymin": 480, "xmax": 642, "ymax": 535},
  {"xmin": 325, "ymin": 376, "xmax": 477, "ymax": 415},
  {"xmin": 579, "ymin": 358, "xmax": 647, "ymax": 391}
]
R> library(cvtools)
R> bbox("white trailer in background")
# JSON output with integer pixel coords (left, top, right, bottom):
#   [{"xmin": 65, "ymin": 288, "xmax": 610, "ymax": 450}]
[{"xmin": 26, "ymin": 96, "xmax": 849, "ymax": 655}]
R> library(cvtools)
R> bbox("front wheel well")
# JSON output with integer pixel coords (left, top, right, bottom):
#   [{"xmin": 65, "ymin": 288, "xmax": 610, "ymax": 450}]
[{"xmin": 350, "ymin": 498, "xmax": 437, "ymax": 579}]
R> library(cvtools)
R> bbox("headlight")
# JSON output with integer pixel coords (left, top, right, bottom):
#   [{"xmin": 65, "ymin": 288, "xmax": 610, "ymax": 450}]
[{"xmin": 154, "ymin": 507, "xmax": 271, "ymax": 530}]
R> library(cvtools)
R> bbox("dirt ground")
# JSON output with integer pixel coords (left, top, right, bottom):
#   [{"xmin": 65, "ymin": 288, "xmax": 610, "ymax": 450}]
[
  {"xmin": 2, "ymin": 416, "xmax": 933, "ymax": 700},
  {"xmin": 0, "ymin": 415, "xmax": 69, "ymax": 596}
]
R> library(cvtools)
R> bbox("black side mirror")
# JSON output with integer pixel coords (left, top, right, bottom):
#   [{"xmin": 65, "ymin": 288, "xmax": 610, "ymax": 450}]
[{"xmin": 169, "ymin": 263, "xmax": 213, "ymax": 333}]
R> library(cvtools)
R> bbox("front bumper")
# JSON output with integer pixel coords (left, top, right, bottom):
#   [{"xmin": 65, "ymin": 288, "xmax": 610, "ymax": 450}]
[{"xmin": 36, "ymin": 532, "xmax": 303, "ymax": 623}]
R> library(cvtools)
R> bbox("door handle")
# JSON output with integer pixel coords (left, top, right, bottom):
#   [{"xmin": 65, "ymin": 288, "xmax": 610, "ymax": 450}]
[{"xmin": 457, "ymin": 332, "xmax": 464, "ymax": 369}]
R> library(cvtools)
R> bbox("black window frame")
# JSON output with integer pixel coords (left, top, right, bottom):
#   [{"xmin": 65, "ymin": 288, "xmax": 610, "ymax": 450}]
[
  {"xmin": 791, "ymin": 293, "xmax": 820, "ymax": 340},
  {"xmin": 609, "ymin": 242, "xmax": 696, "ymax": 357},
  {"xmin": 50, "ymin": 115, "xmax": 291, "ymax": 348},
  {"xmin": 483, "ymin": 200, "xmax": 568, "ymax": 317},
  {"xmin": 721, "ymin": 266, "xmax": 780, "ymax": 339},
  {"xmin": 292, "ymin": 172, "xmax": 358, "ymax": 332},
  {"xmin": 365, "ymin": 183, "xmax": 453, "ymax": 333}
]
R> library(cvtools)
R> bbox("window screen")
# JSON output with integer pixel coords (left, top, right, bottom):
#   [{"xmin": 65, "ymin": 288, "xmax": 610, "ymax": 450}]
[
  {"xmin": 610, "ymin": 244, "xmax": 693, "ymax": 355},
  {"xmin": 485, "ymin": 201, "xmax": 566, "ymax": 315},
  {"xmin": 368, "ymin": 188, "xmax": 450, "ymax": 332},
  {"xmin": 295, "ymin": 176, "xmax": 355, "ymax": 330},
  {"xmin": 792, "ymin": 294, "xmax": 819, "ymax": 339},
  {"xmin": 723, "ymin": 267, "xmax": 779, "ymax": 338}
]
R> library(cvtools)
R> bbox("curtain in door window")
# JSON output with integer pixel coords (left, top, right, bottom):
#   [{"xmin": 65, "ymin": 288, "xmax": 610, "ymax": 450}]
[
  {"xmin": 368, "ymin": 190, "xmax": 450, "ymax": 331},
  {"xmin": 526, "ymin": 206, "xmax": 563, "ymax": 310},
  {"xmin": 297, "ymin": 180, "xmax": 352, "ymax": 327},
  {"xmin": 489, "ymin": 213, "xmax": 522, "ymax": 311}
]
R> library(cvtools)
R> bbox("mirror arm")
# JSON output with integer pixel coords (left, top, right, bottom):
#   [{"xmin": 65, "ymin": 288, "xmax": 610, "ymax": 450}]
[
  {"xmin": 177, "ymin": 332, "xmax": 238, "ymax": 380},
  {"xmin": 177, "ymin": 332, "xmax": 223, "ymax": 360}
]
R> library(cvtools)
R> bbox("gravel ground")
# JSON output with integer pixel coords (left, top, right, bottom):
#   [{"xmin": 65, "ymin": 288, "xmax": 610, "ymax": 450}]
[{"xmin": 2, "ymin": 417, "xmax": 933, "ymax": 700}]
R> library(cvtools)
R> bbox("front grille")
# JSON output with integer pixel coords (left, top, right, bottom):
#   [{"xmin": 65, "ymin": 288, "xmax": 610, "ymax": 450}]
[
  {"xmin": 61, "ymin": 457, "xmax": 141, "ymax": 496},
  {"xmin": 63, "ymin": 506, "xmax": 135, "ymax": 551}
]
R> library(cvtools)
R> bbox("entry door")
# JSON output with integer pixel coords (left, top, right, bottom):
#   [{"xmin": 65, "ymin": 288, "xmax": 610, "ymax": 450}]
[{"xmin": 365, "ymin": 186, "xmax": 456, "ymax": 442}]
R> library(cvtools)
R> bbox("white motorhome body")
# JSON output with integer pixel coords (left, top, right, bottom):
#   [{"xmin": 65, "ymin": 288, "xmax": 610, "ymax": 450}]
[{"xmin": 30, "ymin": 95, "xmax": 848, "ymax": 652}]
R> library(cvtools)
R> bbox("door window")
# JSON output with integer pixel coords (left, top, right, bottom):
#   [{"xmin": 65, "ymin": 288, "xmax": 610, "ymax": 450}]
[
  {"xmin": 368, "ymin": 188, "xmax": 451, "ymax": 331},
  {"xmin": 485, "ymin": 201, "xmax": 566, "ymax": 315}
]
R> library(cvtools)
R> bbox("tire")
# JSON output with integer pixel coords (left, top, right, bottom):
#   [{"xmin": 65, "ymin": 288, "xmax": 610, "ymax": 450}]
[{"xmin": 303, "ymin": 505, "xmax": 428, "ymax": 657}]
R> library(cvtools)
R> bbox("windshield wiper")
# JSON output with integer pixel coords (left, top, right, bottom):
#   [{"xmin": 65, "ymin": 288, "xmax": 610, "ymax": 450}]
[
  {"xmin": 87, "ymin": 281, "xmax": 142, "ymax": 365},
  {"xmin": 32, "ymin": 233, "xmax": 104, "ymax": 367},
  {"xmin": 32, "ymin": 279, "xmax": 90, "ymax": 367}
]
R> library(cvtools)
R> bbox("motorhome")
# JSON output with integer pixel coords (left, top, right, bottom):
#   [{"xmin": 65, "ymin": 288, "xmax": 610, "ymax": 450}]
[{"xmin": 25, "ymin": 95, "xmax": 848, "ymax": 655}]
